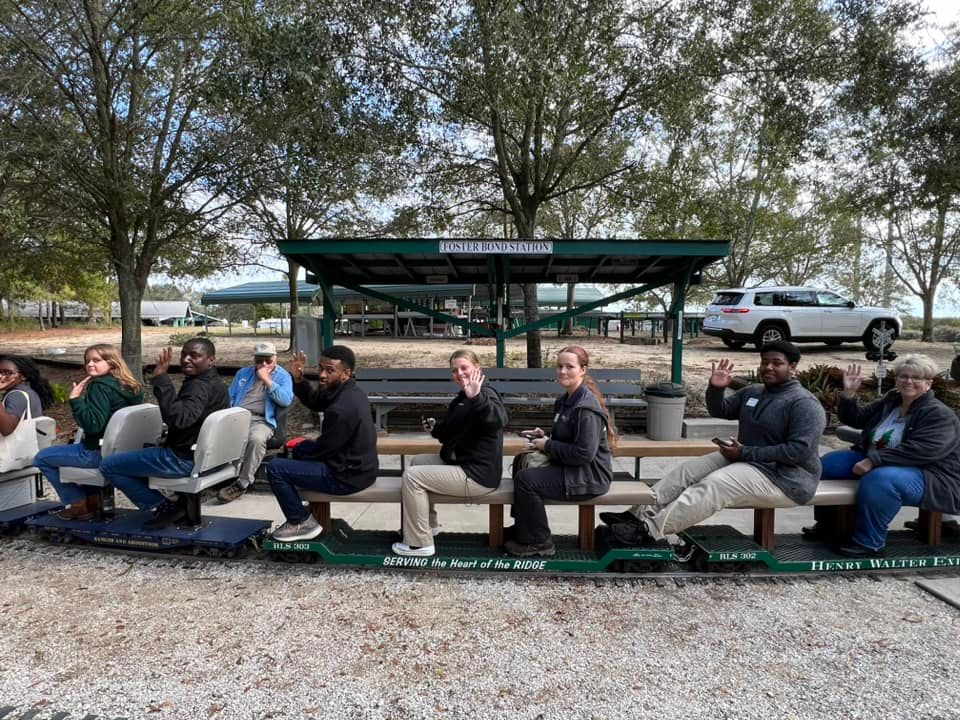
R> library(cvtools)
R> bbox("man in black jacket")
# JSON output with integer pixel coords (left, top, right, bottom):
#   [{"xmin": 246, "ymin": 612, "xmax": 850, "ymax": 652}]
[
  {"xmin": 267, "ymin": 345, "xmax": 378, "ymax": 542},
  {"xmin": 101, "ymin": 338, "xmax": 230, "ymax": 528}
]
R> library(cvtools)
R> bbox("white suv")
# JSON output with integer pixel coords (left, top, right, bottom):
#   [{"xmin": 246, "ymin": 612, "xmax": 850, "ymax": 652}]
[{"xmin": 702, "ymin": 287, "xmax": 902, "ymax": 351}]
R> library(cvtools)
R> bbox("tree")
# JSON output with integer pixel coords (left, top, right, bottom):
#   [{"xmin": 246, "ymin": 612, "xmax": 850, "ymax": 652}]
[
  {"xmin": 0, "ymin": 1, "xmax": 249, "ymax": 374},
  {"xmin": 376, "ymin": 0, "xmax": 715, "ymax": 366},
  {"xmin": 836, "ymin": 5, "xmax": 958, "ymax": 339},
  {"xmin": 216, "ymin": 1, "xmax": 418, "ymax": 349}
]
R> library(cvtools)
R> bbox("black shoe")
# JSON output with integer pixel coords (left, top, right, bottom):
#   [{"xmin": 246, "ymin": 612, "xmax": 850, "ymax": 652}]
[
  {"xmin": 905, "ymin": 519, "xmax": 960, "ymax": 537},
  {"xmin": 504, "ymin": 539, "xmax": 556, "ymax": 557},
  {"xmin": 801, "ymin": 523, "xmax": 828, "ymax": 541},
  {"xmin": 599, "ymin": 510, "xmax": 640, "ymax": 527},
  {"xmin": 834, "ymin": 542, "xmax": 885, "ymax": 558},
  {"xmin": 144, "ymin": 500, "xmax": 187, "ymax": 530},
  {"xmin": 610, "ymin": 520, "xmax": 653, "ymax": 547}
]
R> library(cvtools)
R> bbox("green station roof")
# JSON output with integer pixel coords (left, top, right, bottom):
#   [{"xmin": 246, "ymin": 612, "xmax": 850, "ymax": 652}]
[{"xmin": 278, "ymin": 237, "xmax": 730, "ymax": 286}]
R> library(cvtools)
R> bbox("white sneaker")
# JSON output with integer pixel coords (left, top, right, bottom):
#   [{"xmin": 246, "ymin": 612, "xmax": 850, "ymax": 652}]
[{"xmin": 391, "ymin": 542, "xmax": 435, "ymax": 557}]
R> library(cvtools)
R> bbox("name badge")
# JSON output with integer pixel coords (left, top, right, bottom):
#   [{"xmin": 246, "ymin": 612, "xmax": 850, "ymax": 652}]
[{"xmin": 746, "ymin": 397, "xmax": 759, "ymax": 407}]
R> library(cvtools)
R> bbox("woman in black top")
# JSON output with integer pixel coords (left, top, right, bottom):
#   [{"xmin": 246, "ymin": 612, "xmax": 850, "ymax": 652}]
[
  {"xmin": 391, "ymin": 349, "xmax": 509, "ymax": 558},
  {"xmin": 506, "ymin": 346, "xmax": 615, "ymax": 557}
]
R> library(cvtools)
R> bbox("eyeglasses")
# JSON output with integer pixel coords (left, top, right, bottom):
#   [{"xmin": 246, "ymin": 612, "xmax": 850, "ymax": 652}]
[
  {"xmin": 896, "ymin": 374, "xmax": 930, "ymax": 383},
  {"xmin": 0, "ymin": 370, "xmax": 19, "ymax": 377}
]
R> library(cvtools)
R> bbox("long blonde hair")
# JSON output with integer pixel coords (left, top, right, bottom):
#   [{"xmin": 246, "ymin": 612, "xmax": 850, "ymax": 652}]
[
  {"xmin": 85, "ymin": 344, "xmax": 141, "ymax": 394},
  {"xmin": 558, "ymin": 345, "xmax": 617, "ymax": 448}
]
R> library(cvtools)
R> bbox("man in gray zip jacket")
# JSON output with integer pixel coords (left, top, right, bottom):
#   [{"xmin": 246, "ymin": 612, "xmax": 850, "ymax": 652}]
[{"xmin": 603, "ymin": 341, "xmax": 825, "ymax": 545}]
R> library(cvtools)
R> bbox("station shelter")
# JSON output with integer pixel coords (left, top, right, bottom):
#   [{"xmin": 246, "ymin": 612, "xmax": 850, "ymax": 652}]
[{"xmin": 276, "ymin": 238, "xmax": 729, "ymax": 382}]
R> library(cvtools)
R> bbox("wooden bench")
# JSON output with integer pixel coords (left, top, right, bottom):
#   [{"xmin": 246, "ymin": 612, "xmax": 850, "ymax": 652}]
[
  {"xmin": 355, "ymin": 368, "xmax": 646, "ymax": 431},
  {"xmin": 303, "ymin": 437, "xmax": 716, "ymax": 550},
  {"xmin": 302, "ymin": 434, "xmax": 948, "ymax": 552}
]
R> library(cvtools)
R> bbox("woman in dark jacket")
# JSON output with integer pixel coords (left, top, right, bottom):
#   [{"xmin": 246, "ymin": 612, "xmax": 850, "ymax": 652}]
[
  {"xmin": 505, "ymin": 346, "xmax": 616, "ymax": 557},
  {"xmin": 391, "ymin": 349, "xmax": 509, "ymax": 558},
  {"xmin": 34, "ymin": 344, "xmax": 144, "ymax": 520},
  {"xmin": 819, "ymin": 354, "xmax": 960, "ymax": 557}
]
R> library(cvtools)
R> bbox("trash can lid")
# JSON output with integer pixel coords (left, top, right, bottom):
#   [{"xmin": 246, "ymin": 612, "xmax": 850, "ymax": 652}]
[{"xmin": 645, "ymin": 382, "xmax": 686, "ymax": 398}]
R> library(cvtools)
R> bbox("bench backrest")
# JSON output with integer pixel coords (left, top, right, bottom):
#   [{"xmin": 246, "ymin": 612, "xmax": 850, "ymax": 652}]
[
  {"xmin": 356, "ymin": 367, "xmax": 642, "ymax": 397},
  {"xmin": 191, "ymin": 407, "xmax": 251, "ymax": 475}
]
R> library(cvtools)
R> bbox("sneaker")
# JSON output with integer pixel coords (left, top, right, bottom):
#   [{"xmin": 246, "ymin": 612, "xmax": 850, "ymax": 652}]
[
  {"xmin": 610, "ymin": 520, "xmax": 653, "ymax": 547},
  {"xmin": 272, "ymin": 515, "xmax": 323, "ymax": 542},
  {"xmin": 504, "ymin": 539, "xmax": 556, "ymax": 557},
  {"xmin": 143, "ymin": 499, "xmax": 187, "ymax": 530},
  {"xmin": 599, "ymin": 509, "xmax": 639, "ymax": 527},
  {"xmin": 218, "ymin": 481, "xmax": 247, "ymax": 504},
  {"xmin": 391, "ymin": 542, "xmax": 436, "ymax": 557}
]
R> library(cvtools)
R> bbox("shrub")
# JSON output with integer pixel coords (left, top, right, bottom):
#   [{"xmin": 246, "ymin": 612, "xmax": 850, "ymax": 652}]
[{"xmin": 50, "ymin": 383, "xmax": 71, "ymax": 404}]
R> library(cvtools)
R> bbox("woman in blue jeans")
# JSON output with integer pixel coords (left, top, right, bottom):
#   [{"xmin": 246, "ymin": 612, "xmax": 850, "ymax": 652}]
[
  {"xmin": 34, "ymin": 344, "xmax": 143, "ymax": 519},
  {"xmin": 814, "ymin": 355, "xmax": 960, "ymax": 557}
]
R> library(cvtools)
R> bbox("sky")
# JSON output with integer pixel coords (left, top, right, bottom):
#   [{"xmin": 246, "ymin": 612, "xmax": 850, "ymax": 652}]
[{"xmin": 185, "ymin": 1, "xmax": 959, "ymax": 318}]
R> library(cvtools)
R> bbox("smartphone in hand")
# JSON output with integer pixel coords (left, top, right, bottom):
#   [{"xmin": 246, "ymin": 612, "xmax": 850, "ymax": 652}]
[{"xmin": 712, "ymin": 437, "xmax": 734, "ymax": 448}]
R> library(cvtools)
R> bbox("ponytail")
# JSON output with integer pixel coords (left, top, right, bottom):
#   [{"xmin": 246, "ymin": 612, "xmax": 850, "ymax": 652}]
[
  {"xmin": 582, "ymin": 373, "xmax": 618, "ymax": 449},
  {"xmin": 559, "ymin": 345, "xmax": 617, "ymax": 448}
]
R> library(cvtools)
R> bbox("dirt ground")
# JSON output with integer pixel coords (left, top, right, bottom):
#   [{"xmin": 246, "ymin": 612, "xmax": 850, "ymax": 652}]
[
  {"xmin": 3, "ymin": 323, "xmax": 958, "ymax": 437},
  {"xmin": 4, "ymin": 322, "xmax": 957, "ymax": 379}
]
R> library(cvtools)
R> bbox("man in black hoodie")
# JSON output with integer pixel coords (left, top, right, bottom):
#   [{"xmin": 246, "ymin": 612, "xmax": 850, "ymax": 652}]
[
  {"xmin": 267, "ymin": 345, "xmax": 378, "ymax": 542},
  {"xmin": 101, "ymin": 338, "xmax": 230, "ymax": 528}
]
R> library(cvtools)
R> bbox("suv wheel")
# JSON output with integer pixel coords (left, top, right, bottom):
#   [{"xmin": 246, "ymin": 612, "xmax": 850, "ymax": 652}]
[
  {"xmin": 754, "ymin": 323, "xmax": 789, "ymax": 349},
  {"xmin": 863, "ymin": 320, "xmax": 898, "ymax": 351},
  {"xmin": 721, "ymin": 338, "xmax": 747, "ymax": 350}
]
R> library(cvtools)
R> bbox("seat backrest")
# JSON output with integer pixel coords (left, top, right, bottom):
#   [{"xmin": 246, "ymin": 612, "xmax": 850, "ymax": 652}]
[
  {"xmin": 192, "ymin": 407, "xmax": 251, "ymax": 475},
  {"xmin": 101, "ymin": 404, "xmax": 164, "ymax": 458},
  {"xmin": 34, "ymin": 417, "xmax": 57, "ymax": 451}
]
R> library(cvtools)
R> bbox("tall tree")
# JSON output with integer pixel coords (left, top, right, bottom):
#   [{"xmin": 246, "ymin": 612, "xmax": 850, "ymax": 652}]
[
  {"xmin": 0, "ymin": 1, "xmax": 248, "ymax": 373},
  {"xmin": 217, "ymin": 1, "xmax": 418, "ymax": 349},
  {"xmin": 376, "ymin": 0, "xmax": 714, "ymax": 366}
]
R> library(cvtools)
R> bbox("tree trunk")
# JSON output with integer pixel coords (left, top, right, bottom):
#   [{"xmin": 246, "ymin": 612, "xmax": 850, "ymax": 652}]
[
  {"xmin": 921, "ymin": 291, "xmax": 935, "ymax": 342},
  {"xmin": 562, "ymin": 282, "xmax": 575, "ymax": 335},
  {"xmin": 882, "ymin": 217, "xmax": 895, "ymax": 308},
  {"xmin": 117, "ymin": 271, "xmax": 146, "ymax": 379},
  {"xmin": 522, "ymin": 282, "xmax": 541, "ymax": 367},
  {"xmin": 286, "ymin": 259, "xmax": 300, "ymax": 353}
]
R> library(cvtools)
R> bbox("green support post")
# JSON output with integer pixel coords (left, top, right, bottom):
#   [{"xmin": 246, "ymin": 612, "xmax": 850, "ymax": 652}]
[
  {"xmin": 670, "ymin": 270, "xmax": 693, "ymax": 384},
  {"xmin": 318, "ymin": 275, "xmax": 336, "ymax": 350}
]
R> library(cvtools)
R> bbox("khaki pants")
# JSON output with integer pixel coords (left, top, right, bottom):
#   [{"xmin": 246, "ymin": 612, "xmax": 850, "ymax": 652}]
[
  {"xmin": 629, "ymin": 451, "xmax": 790, "ymax": 539},
  {"xmin": 238, "ymin": 417, "xmax": 275, "ymax": 488},
  {"xmin": 401, "ymin": 454, "xmax": 496, "ymax": 548}
]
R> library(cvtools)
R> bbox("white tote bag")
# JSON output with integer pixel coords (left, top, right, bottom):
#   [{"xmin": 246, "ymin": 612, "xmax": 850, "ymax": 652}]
[{"xmin": 0, "ymin": 390, "xmax": 41, "ymax": 472}]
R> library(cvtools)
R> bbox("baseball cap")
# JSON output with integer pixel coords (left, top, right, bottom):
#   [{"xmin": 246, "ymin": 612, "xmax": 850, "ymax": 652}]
[{"xmin": 253, "ymin": 341, "xmax": 277, "ymax": 357}]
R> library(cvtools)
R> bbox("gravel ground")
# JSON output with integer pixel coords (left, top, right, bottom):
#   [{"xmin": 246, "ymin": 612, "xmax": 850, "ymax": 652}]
[{"xmin": 1, "ymin": 544, "xmax": 959, "ymax": 719}]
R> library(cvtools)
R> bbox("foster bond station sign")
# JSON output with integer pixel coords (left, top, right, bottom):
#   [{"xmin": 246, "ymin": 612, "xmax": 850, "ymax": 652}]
[{"xmin": 439, "ymin": 240, "xmax": 553, "ymax": 254}]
